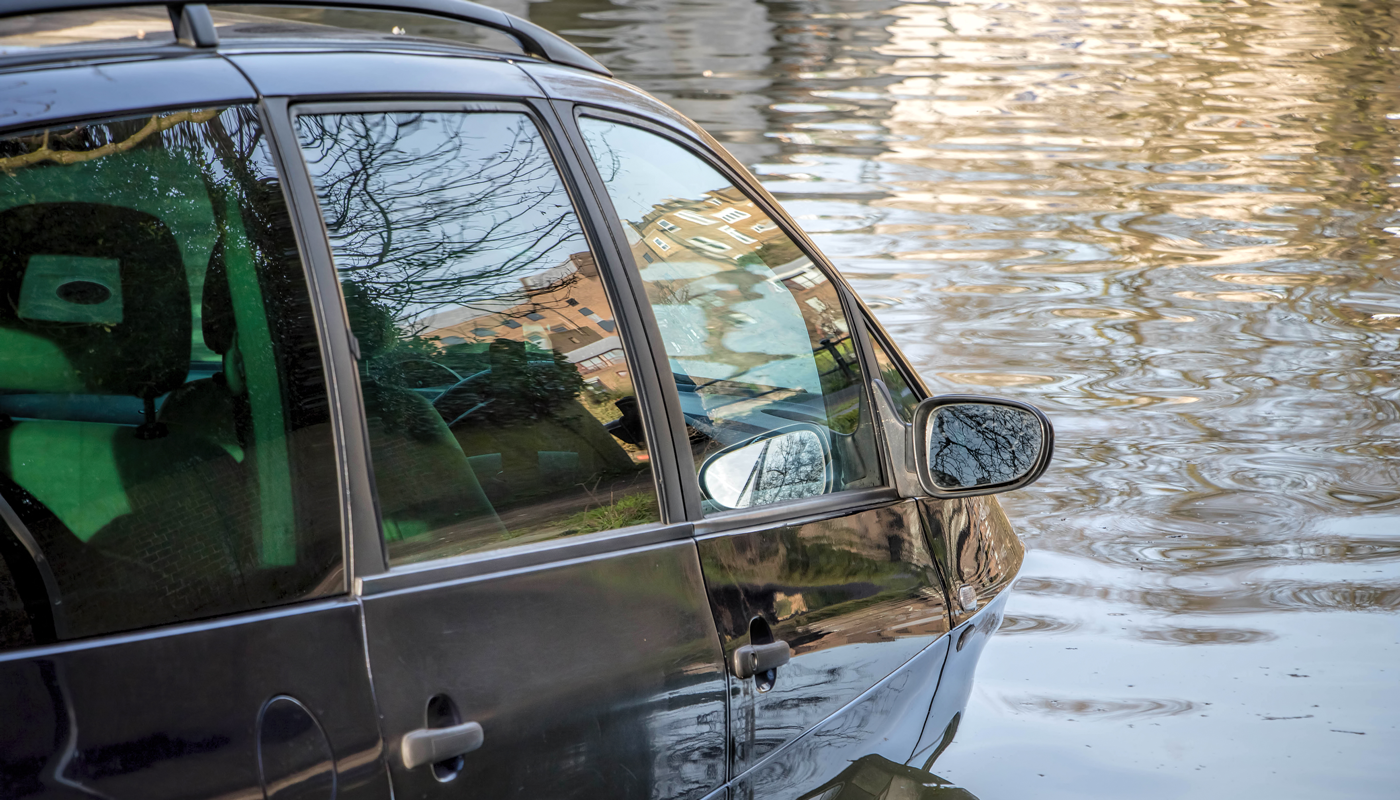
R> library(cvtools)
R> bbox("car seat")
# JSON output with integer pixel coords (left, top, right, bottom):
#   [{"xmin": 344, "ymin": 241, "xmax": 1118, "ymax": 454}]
[
  {"xmin": 0, "ymin": 202, "xmax": 256, "ymax": 640},
  {"xmin": 157, "ymin": 237, "xmax": 245, "ymax": 460},
  {"xmin": 444, "ymin": 339, "xmax": 640, "ymax": 509}
]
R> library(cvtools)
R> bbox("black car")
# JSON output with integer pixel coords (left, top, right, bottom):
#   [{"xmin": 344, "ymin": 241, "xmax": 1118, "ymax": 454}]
[{"xmin": 0, "ymin": 3, "xmax": 1052, "ymax": 798}]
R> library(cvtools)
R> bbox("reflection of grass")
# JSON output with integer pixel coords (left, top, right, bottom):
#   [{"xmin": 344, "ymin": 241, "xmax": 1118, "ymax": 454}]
[
  {"xmin": 559, "ymin": 491, "xmax": 658, "ymax": 535},
  {"xmin": 829, "ymin": 402, "xmax": 860, "ymax": 434},
  {"xmin": 580, "ymin": 387, "xmax": 626, "ymax": 424}
]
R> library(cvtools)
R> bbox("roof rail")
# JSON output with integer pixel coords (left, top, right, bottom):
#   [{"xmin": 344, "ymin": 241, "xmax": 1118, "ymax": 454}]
[{"xmin": 0, "ymin": 0, "xmax": 611, "ymax": 76}]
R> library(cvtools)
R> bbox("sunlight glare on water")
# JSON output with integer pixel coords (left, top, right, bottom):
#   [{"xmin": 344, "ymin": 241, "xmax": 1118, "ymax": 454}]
[{"xmin": 505, "ymin": 0, "xmax": 1400, "ymax": 795}]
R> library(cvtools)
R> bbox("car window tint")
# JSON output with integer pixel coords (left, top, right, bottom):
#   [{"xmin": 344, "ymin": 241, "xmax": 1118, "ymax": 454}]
[
  {"xmin": 869, "ymin": 329, "xmax": 921, "ymax": 422},
  {"xmin": 0, "ymin": 107, "xmax": 343, "ymax": 649},
  {"xmin": 579, "ymin": 118, "xmax": 881, "ymax": 515},
  {"xmin": 296, "ymin": 110, "xmax": 658, "ymax": 565}
]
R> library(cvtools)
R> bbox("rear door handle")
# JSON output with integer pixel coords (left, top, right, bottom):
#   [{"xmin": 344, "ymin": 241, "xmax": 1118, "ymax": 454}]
[
  {"xmin": 731, "ymin": 640, "xmax": 791, "ymax": 679},
  {"xmin": 401, "ymin": 721, "xmax": 484, "ymax": 769}
]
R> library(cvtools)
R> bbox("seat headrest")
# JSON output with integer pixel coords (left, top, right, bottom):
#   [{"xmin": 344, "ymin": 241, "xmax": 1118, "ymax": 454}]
[{"xmin": 0, "ymin": 202, "xmax": 192, "ymax": 400}]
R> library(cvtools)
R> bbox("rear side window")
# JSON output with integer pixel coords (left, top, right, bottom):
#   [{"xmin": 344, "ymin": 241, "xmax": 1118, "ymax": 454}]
[
  {"xmin": 295, "ymin": 109, "xmax": 659, "ymax": 565},
  {"xmin": 0, "ymin": 107, "xmax": 343, "ymax": 649}
]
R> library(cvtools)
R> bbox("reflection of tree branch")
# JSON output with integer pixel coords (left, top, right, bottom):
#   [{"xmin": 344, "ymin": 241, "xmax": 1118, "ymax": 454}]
[
  {"xmin": 299, "ymin": 112, "xmax": 585, "ymax": 326},
  {"xmin": 0, "ymin": 109, "xmax": 222, "ymax": 173}
]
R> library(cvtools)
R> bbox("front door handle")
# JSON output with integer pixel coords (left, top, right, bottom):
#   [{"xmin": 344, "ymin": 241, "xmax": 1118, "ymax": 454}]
[
  {"xmin": 732, "ymin": 640, "xmax": 791, "ymax": 679},
  {"xmin": 401, "ymin": 721, "xmax": 484, "ymax": 769}
]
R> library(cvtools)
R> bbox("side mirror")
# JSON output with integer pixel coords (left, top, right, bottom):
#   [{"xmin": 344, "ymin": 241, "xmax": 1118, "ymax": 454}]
[
  {"xmin": 698, "ymin": 424, "xmax": 833, "ymax": 511},
  {"xmin": 911, "ymin": 396, "xmax": 1053, "ymax": 497}
]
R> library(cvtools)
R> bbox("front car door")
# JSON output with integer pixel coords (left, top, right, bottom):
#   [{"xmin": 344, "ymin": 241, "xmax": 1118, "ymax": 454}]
[
  {"xmin": 568, "ymin": 112, "xmax": 956, "ymax": 784},
  {"xmin": 285, "ymin": 98, "xmax": 728, "ymax": 799},
  {"xmin": 0, "ymin": 58, "xmax": 385, "ymax": 798}
]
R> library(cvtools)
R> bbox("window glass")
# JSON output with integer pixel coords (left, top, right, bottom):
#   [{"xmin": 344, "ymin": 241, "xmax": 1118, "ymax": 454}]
[
  {"xmin": 0, "ymin": 107, "xmax": 342, "ymax": 649},
  {"xmin": 296, "ymin": 110, "xmax": 658, "ymax": 565},
  {"xmin": 579, "ymin": 118, "xmax": 881, "ymax": 515},
  {"xmin": 869, "ymin": 329, "xmax": 921, "ymax": 422}
]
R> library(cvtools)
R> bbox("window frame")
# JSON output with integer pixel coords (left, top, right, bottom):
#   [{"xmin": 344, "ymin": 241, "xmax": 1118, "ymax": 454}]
[
  {"xmin": 279, "ymin": 97, "xmax": 691, "ymax": 583},
  {"xmin": 564, "ymin": 106, "xmax": 901, "ymax": 534}
]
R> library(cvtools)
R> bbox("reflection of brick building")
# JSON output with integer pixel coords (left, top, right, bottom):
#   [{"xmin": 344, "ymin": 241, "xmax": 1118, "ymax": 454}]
[
  {"xmin": 623, "ymin": 188, "xmax": 852, "ymax": 351},
  {"xmin": 418, "ymin": 252, "xmax": 632, "ymax": 393}
]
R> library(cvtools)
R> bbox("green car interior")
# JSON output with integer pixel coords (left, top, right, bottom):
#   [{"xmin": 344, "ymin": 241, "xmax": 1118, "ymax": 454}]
[{"xmin": 0, "ymin": 107, "xmax": 341, "ymax": 647}]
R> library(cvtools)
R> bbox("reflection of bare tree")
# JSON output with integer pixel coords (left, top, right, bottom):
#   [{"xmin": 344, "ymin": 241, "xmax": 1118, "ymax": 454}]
[
  {"xmin": 296, "ymin": 112, "xmax": 585, "ymax": 328},
  {"xmin": 929, "ymin": 405, "xmax": 1040, "ymax": 489}
]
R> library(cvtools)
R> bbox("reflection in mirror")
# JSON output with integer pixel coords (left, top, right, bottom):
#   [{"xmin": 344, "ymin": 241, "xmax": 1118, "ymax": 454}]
[
  {"xmin": 926, "ymin": 404, "xmax": 1042, "ymax": 490},
  {"xmin": 701, "ymin": 427, "xmax": 830, "ymax": 510}
]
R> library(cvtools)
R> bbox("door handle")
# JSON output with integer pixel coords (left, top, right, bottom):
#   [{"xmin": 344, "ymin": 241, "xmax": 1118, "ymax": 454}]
[
  {"xmin": 731, "ymin": 640, "xmax": 791, "ymax": 679},
  {"xmin": 401, "ymin": 721, "xmax": 484, "ymax": 769}
]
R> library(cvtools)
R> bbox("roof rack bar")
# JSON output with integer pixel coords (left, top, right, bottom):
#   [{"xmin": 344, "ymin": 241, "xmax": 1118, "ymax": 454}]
[
  {"xmin": 170, "ymin": 4, "xmax": 219, "ymax": 47},
  {"xmin": 1, "ymin": 0, "xmax": 611, "ymax": 76}
]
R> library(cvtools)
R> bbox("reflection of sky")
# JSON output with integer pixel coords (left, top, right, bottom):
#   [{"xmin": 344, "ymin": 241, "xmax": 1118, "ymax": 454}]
[
  {"xmin": 580, "ymin": 120, "xmax": 730, "ymax": 221},
  {"xmin": 724, "ymin": 267, "xmax": 820, "ymax": 393},
  {"xmin": 299, "ymin": 111, "xmax": 585, "ymax": 324},
  {"xmin": 637, "ymin": 257, "xmax": 726, "ymax": 283},
  {"xmin": 653, "ymin": 305, "xmax": 710, "ymax": 357}
]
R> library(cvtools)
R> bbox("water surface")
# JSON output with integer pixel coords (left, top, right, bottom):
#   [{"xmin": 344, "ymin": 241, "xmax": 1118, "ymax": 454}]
[{"xmin": 504, "ymin": 0, "xmax": 1400, "ymax": 795}]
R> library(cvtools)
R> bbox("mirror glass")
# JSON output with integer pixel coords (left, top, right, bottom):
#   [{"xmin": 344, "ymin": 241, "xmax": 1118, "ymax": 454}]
[
  {"xmin": 926, "ymin": 403, "xmax": 1043, "ymax": 490},
  {"xmin": 700, "ymin": 428, "xmax": 829, "ymax": 510}
]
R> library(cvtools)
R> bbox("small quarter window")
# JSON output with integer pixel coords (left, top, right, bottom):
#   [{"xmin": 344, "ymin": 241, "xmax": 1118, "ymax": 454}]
[{"xmin": 869, "ymin": 329, "xmax": 922, "ymax": 422}]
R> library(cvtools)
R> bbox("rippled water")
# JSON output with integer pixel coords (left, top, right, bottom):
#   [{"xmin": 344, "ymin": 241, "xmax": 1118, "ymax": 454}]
[{"xmin": 501, "ymin": 0, "xmax": 1400, "ymax": 795}]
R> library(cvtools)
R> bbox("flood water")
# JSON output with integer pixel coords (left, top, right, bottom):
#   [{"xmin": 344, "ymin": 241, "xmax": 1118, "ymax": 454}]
[{"xmin": 501, "ymin": 0, "xmax": 1400, "ymax": 795}]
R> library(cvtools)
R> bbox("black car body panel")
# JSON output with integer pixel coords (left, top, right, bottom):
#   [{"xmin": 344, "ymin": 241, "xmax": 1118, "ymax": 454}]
[
  {"xmin": 697, "ymin": 499, "xmax": 950, "ymax": 776},
  {"xmin": 0, "ymin": 55, "xmax": 256, "ymax": 130},
  {"xmin": 0, "ymin": 601, "xmax": 388, "ymax": 799},
  {"xmin": 359, "ymin": 537, "xmax": 727, "ymax": 799},
  {"xmin": 227, "ymin": 50, "xmax": 542, "ymax": 100}
]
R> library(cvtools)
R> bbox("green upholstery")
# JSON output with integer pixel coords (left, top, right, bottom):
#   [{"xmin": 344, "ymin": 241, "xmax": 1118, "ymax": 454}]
[
  {"xmin": 6, "ymin": 421, "xmax": 131, "ymax": 542},
  {"xmin": 0, "ymin": 201, "xmax": 256, "ymax": 638}
]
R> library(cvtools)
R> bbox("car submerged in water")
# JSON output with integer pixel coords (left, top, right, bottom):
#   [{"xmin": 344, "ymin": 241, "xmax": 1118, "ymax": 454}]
[{"xmin": 0, "ymin": 2, "xmax": 1052, "ymax": 797}]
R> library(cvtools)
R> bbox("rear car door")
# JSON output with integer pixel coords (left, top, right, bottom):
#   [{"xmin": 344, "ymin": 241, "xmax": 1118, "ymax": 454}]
[
  {"xmin": 287, "ymin": 100, "xmax": 727, "ymax": 799},
  {"xmin": 0, "ymin": 60, "xmax": 385, "ymax": 798},
  {"xmin": 570, "ymin": 112, "xmax": 954, "ymax": 780}
]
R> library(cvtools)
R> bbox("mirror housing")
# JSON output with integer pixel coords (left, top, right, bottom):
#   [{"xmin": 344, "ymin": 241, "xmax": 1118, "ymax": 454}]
[
  {"xmin": 698, "ymin": 423, "xmax": 833, "ymax": 511},
  {"xmin": 911, "ymin": 395, "xmax": 1053, "ymax": 498}
]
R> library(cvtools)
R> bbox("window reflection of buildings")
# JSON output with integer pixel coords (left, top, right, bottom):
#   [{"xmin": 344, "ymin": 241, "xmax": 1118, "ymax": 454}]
[
  {"xmin": 625, "ymin": 187, "xmax": 855, "ymax": 384},
  {"xmin": 417, "ymin": 251, "xmax": 632, "ymax": 393}
]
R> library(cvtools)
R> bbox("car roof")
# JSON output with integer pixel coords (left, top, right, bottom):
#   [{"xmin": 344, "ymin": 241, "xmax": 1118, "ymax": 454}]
[
  {"xmin": 0, "ymin": 0, "xmax": 610, "ymax": 75},
  {"xmin": 0, "ymin": 0, "xmax": 717, "ymax": 145}
]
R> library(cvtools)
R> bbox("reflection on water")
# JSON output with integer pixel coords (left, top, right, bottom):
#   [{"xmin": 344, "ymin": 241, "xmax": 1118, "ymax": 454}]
[{"xmin": 501, "ymin": 0, "xmax": 1400, "ymax": 795}]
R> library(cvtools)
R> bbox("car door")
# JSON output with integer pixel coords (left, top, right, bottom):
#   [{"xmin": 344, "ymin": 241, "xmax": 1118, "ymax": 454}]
[
  {"xmin": 0, "ymin": 60, "xmax": 386, "ymax": 799},
  {"xmin": 286, "ymin": 100, "xmax": 728, "ymax": 800},
  {"xmin": 568, "ymin": 112, "xmax": 955, "ymax": 780}
]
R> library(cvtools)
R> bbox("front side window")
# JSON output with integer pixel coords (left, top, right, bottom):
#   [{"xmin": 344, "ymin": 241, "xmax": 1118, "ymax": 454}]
[
  {"xmin": 296, "ymin": 109, "xmax": 658, "ymax": 565},
  {"xmin": 0, "ymin": 107, "xmax": 342, "ymax": 648},
  {"xmin": 579, "ymin": 118, "xmax": 880, "ymax": 515}
]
